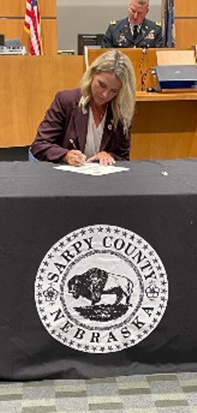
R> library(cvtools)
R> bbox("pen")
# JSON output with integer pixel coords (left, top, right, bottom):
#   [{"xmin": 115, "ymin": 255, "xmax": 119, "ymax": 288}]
[
  {"xmin": 69, "ymin": 138, "xmax": 86, "ymax": 165},
  {"xmin": 69, "ymin": 138, "xmax": 77, "ymax": 150}
]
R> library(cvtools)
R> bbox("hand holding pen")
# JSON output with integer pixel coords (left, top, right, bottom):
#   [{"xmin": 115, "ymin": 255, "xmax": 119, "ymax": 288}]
[{"xmin": 63, "ymin": 139, "xmax": 86, "ymax": 167}]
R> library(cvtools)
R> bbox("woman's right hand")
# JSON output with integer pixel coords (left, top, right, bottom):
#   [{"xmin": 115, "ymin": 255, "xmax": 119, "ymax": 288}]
[{"xmin": 63, "ymin": 150, "xmax": 86, "ymax": 167}]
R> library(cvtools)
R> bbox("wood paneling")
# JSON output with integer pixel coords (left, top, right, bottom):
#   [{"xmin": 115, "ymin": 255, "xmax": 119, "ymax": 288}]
[
  {"xmin": 0, "ymin": 20, "xmax": 27, "ymax": 42},
  {"xmin": 175, "ymin": 19, "xmax": 197, "ymax": 49},
  {"xmin": 0, "ymin": 19, "xmax": 57, "ymax": 54},
  {"xmin": 161, "ymin": 0, "xmax": 197, "ymax": 49},
  {"xmin": 174, "ymin": 0, "xmax": 197, "ymax": 17},
  {"xmin": 131, "ymin": 100, "xmax": 197, "ymax": 159},
  {"xmin": 41, "ymin": 20, "xmax": 57, "ymax": 55},
  {"xmin": 38, "ymin": 0, "xmax": 57, "ymax": 17},
  {"xmin": 0, "ymin": 51, "xmax": 197, "ymax": 161},
  {"xmin": 0, "ymin": 0, "xmax": 56, "ymax": 17},
  {"xmin": 173, "ymin": 0, "xmax": 197, "ymax": 49},
  {"xmin": 136, "ymin": 91, "xmax": 197, "ymax": 101},
  {"xmin": 0, "ymin": 56, "xmax": 83, "ymax": 147},
  {"xmin": 85, "ymin": 48, "xmax": 158, "ymax": 91},
  {"xmin": 0, "ymin": 0, "xmax": 57, "ymax": 54}
]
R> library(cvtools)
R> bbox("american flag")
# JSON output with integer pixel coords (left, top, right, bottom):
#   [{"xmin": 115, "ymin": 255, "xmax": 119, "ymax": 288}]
[{"xmin": 24, "ymin": 0, "xmax": 42, "ymax": 55}]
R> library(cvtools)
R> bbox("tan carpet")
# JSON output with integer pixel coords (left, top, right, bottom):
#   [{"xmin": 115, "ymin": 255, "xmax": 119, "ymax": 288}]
[{"xmin": 0, "ymin": 372, "xmax": 197, "ymax": 413}]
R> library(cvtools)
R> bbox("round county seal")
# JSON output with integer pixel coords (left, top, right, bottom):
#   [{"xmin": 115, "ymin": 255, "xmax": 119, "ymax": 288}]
[{"xmin": 35, "ymin": 225, "xmax": 168, "ymax": 353}]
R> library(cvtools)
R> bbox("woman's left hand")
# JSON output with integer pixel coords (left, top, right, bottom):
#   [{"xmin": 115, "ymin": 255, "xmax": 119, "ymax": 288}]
[{"xmin": 87, "ymin": 151, "xmax": 115, "ymax": 166}]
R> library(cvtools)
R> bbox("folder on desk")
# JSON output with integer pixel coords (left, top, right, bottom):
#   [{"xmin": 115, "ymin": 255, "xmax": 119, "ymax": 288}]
[{"xmin": 155, "ymin": 64, "xmax": 197, "ymax": 90}]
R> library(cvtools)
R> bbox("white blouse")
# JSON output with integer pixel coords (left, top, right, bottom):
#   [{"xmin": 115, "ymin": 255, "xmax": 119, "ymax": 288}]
[{"xmin": 84, "ymin": 107, "xmax": 107, "ymax": 159}]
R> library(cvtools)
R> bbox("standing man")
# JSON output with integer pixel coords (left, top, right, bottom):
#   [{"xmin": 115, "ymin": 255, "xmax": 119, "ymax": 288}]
[{"xmin": 102, "ymin": 0, "xmax": 163, "ymax": 48}]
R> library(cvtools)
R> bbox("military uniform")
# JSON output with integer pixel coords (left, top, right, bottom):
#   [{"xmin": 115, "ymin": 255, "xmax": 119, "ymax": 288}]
[{"xmin": 102, "ymin": 17, "xmax": 163, "ymax": 48}]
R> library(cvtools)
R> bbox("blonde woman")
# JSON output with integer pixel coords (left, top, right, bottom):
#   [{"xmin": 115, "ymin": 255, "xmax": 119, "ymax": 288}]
[{"xmin": 31, "ymin": 49, "xmax": 136, "ymax": 166}]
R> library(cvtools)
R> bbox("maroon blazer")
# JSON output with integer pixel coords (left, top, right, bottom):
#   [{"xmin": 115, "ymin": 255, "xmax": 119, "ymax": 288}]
[{"xmin": 31, "ymin": 88, "xmax": 130, "ymax": 162}]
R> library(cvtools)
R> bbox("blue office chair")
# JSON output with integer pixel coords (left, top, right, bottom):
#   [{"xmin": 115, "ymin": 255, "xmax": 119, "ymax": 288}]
[{"xmin": 28, "ymin": 146, "xmax": 38, "ymax": 161}]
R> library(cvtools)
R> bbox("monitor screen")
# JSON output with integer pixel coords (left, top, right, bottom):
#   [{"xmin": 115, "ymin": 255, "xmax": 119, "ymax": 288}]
[
  {"xmin": 0, "ymin": 34, "xmax": 4, "ymax": 46},
  {"xmin": 78, "ymin": 34, "xmax": 103, "ymax": 55},
  {"xmin": 4, "ymin": 38, "xmax": 22, "ymax": 48}
]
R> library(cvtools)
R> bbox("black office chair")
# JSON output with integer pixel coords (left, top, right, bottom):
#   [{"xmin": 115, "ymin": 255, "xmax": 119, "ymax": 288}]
[{"xmin": 0, "ymin": 147, "xmax": 28, "ymax": 161}]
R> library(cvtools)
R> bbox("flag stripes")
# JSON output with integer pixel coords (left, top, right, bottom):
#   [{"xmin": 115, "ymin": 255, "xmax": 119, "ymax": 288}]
[{"xmin": 24, "ymin": 0, "xmax": 42, "ymax": 55}]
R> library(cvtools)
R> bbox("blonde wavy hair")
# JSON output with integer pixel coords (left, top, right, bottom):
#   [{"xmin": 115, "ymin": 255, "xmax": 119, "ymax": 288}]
[{"xmin": 79, "ymin": 49, "xmax": 136, "ymax": 135}]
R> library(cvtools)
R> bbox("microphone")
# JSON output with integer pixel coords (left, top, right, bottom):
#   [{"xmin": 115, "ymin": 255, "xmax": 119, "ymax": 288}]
[{"xmin": 140, "ymin": 42, "xmax": 149, "ymax": 53}]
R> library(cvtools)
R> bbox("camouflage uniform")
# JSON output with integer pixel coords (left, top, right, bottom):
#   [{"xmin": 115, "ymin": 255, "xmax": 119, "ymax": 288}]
[{"xmin": 102, "ymin": 17, "xmax": 163, "ymax": 48}]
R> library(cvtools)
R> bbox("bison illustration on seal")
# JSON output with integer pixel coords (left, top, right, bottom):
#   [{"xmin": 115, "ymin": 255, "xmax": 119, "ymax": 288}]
[{"xmin": 68, "ymin": 267, "xmax": 134, "ymax": 305}]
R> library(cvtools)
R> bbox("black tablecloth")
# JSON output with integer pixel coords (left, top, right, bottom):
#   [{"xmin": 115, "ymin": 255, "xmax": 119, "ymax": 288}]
[{"xmin": 0, "ymin": 159, "xmax": 197, "ymax": 380}]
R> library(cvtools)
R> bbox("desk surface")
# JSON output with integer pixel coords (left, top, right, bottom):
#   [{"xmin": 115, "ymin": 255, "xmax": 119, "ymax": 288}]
[
  {"xmin": 136, "ymin": 90, "xmax": 197, "ymax": 101},
  {"xmin": 1, "ymin": 158, "xmax": 197, "ymax": 197},
  {"xmin": 1, "ymin": 159, "xmax": 197, "ymax": 380}
]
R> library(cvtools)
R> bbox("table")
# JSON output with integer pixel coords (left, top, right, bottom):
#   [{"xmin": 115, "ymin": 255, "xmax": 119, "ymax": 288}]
[{"xmin": 1, "ymin": 160, "xmax": 197, "ymax": 380}]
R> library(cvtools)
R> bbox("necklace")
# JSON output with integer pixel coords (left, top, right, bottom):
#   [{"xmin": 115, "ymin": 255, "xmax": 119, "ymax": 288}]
[{"xmin": 90, "ymin": 99, "xmax": 107, "ymax": 127}]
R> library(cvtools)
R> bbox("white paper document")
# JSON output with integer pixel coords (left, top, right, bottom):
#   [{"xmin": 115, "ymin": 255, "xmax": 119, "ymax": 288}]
[{"xmin": 54, "ymin": 162, "xmax": 129, "ymax": 176}]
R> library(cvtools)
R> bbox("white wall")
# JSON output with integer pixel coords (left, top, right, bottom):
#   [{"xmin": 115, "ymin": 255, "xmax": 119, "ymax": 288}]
[{"xmin": 56, "ymin": 0, "xmax": 162, "ymax": 53}]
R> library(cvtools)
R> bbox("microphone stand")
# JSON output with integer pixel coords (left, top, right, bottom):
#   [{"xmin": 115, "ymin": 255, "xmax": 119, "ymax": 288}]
[
  {"xmin": 139, "ymin": 44, "xmax": 149, "ymax": 91},
  {"xmin": 141, "ymin": 68, "xmax": 155, "ymax": 91}
]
